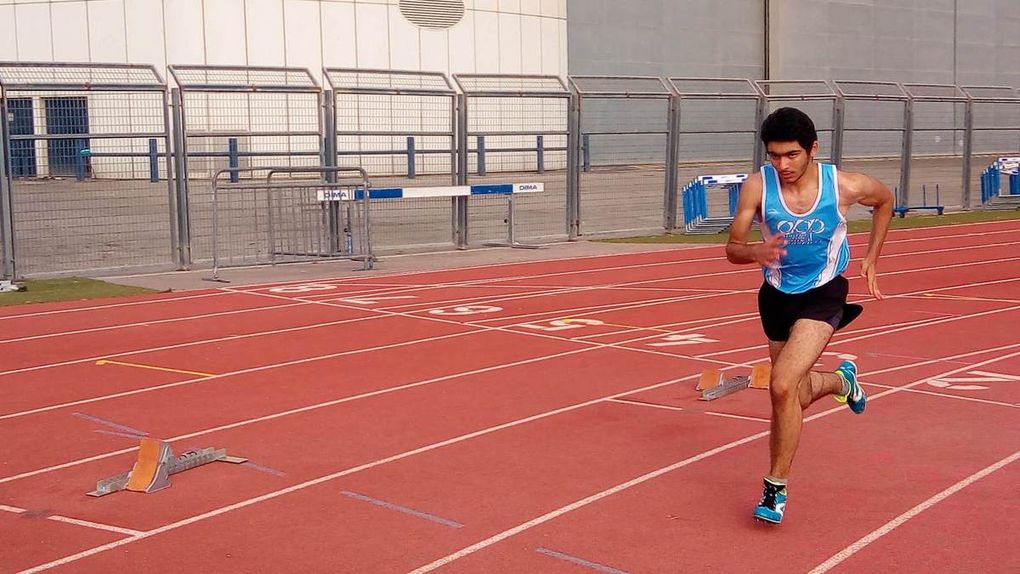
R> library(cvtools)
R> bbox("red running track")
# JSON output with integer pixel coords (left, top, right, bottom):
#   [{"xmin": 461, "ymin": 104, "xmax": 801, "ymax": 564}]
[{"xmin": 0, "ymin": 220, "xmax": 1018, "ymax": 573}]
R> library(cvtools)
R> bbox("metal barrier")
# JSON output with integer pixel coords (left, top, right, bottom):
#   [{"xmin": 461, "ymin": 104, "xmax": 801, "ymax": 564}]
[
  {"xmin": 169, "ymin": 65, "xmax": 323, "ymax": 266},
  {"xmin": 324, "ymin": 68, "xmax": 459, "ymax": 251},
  {"xmin": 832, "ymin": 81, "xmax": 911, "ymax": 217},
  {"xmin": 209, "ymin": 166, "xmax": 371, "ymax": 280},
  {"xmin": 668, "ymin": 78, "xmax": 763, "ymax": 231},
  {"xmin": 899, "ymin": 83, "xmax": 968, "ymax": 212},
  {"xmin": 961, "ymin": 86, "xmax": 1020, "ymax": 209},
  {"xmin": 454, "ymin": 74, "xmax": 571, "ymax": 245},
  {"xmin": 0, "ymin": 62, "xmax": 176, "ymax": 277},
  {"xmin": 568, "ymin": 76, "xmax": 675, "ymax": 237}
]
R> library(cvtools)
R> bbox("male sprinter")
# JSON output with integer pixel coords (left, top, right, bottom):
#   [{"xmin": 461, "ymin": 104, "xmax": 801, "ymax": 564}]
[{"xmin": 725, "ymin": 107, "xmax": 893, "ymax": 524}]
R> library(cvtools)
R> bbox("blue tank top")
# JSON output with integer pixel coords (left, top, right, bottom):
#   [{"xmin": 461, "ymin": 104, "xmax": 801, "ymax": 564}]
[{"xmin": 760, "ymin": 162, "xmax": 849, "ymax": 294}]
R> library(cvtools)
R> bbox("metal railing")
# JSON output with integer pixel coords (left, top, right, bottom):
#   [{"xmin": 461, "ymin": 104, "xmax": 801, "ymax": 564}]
[
  {"xmin": 2, "ymin": 63, "xmax": 1018, "ymax": 280},
  {"xmin": 0, "ymin": 62, "xmax": 176, "ymax": 278}
]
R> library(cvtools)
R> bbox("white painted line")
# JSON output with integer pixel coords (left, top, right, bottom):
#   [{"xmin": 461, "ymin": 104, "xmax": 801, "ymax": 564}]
[
  {"xmin": 807, "ymin": 450, "xmax": 1020, "ymax": 574},
  {"xmin": 0, "ymin": 301, "xmax": 308, "ymax": 345},
  {"xmin": 0, "ymin": 291, "xmax": 234, "ymax": 321},
  {"xmin": 704, "ymin": 411, "xmax": 771, "ymax": 423},
  {"xmin": 0, "ymin": 504, "xmax": 141, "ymax": 537},
  {"xmin": 406, "ymin": 349, "xmax": 1020, "ymax": 573},
  {"xmin": 46, "ymin": 515, "xmax": 144, "ymax": 537},
  {"xmin": 14, "ymin": 346, "xmax": 1020, "ymax": 573},
  {"xmin": 606, "ymin": 398, "xmax": 684, "ymax": 413}
]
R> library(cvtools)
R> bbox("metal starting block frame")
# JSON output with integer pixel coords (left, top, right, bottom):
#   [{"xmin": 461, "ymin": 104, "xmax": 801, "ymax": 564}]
[
  {"xmin": 87, "ymin": 438, "xmax": 247, "ymax": 497},
  {"xmin": 697, "ymin": 364, "xmax": 771, "ymax": 401}
]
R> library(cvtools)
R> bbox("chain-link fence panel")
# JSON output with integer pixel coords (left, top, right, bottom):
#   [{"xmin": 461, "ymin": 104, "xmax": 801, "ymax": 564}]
[
  {"xmin": 833, "ymin": 81, "xmax": 909, "ymax": 220},
  {"xmin": 570, "ymin": 76, "xmax": 673, "ymax": 237},
  {"xmin": 208, "ymin": 167, "xmax": 371, "ymax": 278},
  {"xmin": 0, "ymin": 63, "xmax": 176, "ymax": 277},
  {"xmin": 455, "ymin": 75, "xmax": 569, "ymax": 246},
  {"xmin": 169, "ymin": 65, "xmax": 322, "ymax": 265},
  {"xmin": 962, "ymin": 86, "xmax": 1020, "ymax": 209},
  {"xmin": 669, "ymin": 78, "xmax": 763, "ymax": 229},
  {"xmin": 899, "ymin": 84, "xmax": 969, "ymax": 212},
  {"xmin": 325, "ymin": 69, "xmax": 458, "ymax": 253}
]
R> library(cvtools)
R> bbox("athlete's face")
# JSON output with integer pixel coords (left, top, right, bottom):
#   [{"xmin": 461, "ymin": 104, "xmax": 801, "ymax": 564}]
[{"xmin": 766, "ymin": 140, "xmax": 818, "ymax": 184}]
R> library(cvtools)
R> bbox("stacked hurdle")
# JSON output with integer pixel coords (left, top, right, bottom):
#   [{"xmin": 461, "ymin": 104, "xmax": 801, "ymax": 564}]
[
  {"xmin": 980, "ymin": 157, "xmax": 1020, "ymax": 205},
  {"xmin": 681, "ymin": 174, "xmax": 748, "ymax": 234}
]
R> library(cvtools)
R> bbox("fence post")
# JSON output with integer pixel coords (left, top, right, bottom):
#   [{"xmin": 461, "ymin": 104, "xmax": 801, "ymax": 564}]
[
  {"xmin": 455, "ymin": 93, "xmax": 469, "ymax": 248},
  {"xmin": 170, "ymin": 87, "xmax": 192, "ymax": 267},
  {"xmin": 961, "ymin": 95, "xmax": 974, "ymax": 209},
  {"xmin": 582, "ymin": 133, "xmax": 590, "ymax": 172},
  {"xmin": 407, "ymin": 136, "xmax": 416, "ymax": 179},
  {"xmin": 536, "ymin": 135, "xmax": 544, "ymax": 174},
  {"xmin": 831, "ymin": 86, "xmax": 845, "ymax": 167},
  {"xmin": 149, "ymin": 138, "xmax": 159, "ymax": 183},
  {"xmin": 566, "ymin": 92, "xmax": 580, "ymax": 239},
  {"xmin": 477, "ymin": 135, "xmax": 486, "ymax": 176},
  {"xmin": 898, "ymin": 95, "xmax": 914, "ymax": 210},
  {"xmin": 322, "ymin": 92, "xmax": 342, "ymax": 254},
  {"xmin": 663, "ymin": 92, "xmax": 680, "ymax": 230},
  {"xmin": 228, "ymin": 137, "xmax": 239, "ymax": 183},
  {"xmin": 0, "ymin": 95, "xmax": 16, "ymax": 279}
]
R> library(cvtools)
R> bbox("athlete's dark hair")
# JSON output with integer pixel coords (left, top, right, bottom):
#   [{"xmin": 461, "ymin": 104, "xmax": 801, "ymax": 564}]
[{"xmin": 760, "ymin": 107, "xmax": 817, "ymax": 151}]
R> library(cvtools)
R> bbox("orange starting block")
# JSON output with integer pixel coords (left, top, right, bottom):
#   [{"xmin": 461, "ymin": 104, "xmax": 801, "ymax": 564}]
[
  {"xmin": 88, "ymin": 437, "xmax": 246, "ymax": 497},
  {"xmin": 697, "ymin": 364, "xmax": 771, "ymax": 401}
]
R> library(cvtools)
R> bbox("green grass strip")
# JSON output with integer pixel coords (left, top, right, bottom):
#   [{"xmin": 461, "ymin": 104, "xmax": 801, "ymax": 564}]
[
  {"xmin": 598, "ymin": 209, "xmax": 1020, "ymax": 244},
  {"xmin": 0, "ymin": 277, "xmax": 158, "ymax": 307}
]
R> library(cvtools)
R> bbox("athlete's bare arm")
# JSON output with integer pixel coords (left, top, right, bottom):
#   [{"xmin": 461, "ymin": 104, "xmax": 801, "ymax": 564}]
[
  {"xmin": 839, "ymin": 171, "xmax": 894, "ymax": 298},
  {"xmin": 726, "ymin": 172, "xmax": 787, "ymax": 267}
]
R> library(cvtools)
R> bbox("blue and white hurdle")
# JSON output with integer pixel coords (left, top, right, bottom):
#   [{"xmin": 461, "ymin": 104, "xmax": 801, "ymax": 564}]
[
  {"xmin": 980, "ymin": 156, "xmax": 1020, "ymax": 204},
  {"xmin": 680, "ymin": 173, "xmax": 747, "ymax": 233},
  {"xmin": 316, "ymin": 182, "xmax": 546, "ymax": 250}
]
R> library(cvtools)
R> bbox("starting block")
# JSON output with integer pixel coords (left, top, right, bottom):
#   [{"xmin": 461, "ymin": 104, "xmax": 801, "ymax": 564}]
[
  {"xmin": 697, "ymin": 364, "xmax": 771, "ymax": 401},
  {"xmin": 87, "ymin": 437, "xmax": 247, "ymax": 497}
]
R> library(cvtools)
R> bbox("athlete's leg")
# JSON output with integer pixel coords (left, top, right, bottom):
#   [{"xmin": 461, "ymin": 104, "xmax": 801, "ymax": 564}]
[
  {"xmin": 767, "ymin": 318, "xmax": 837, "ymax": 479},
  {"xmin": 769, "ymin": 335, "xmax": 845, "ymax": 412}
]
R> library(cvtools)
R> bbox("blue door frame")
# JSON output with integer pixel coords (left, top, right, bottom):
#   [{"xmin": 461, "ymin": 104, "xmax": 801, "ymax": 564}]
[
  {"xmin": 8, "ymin": 98, "xmax": 37, "ymax": 177},
  {"xmin": 45, "ymin": 97, "xmax": 90, "ymax": 177}
]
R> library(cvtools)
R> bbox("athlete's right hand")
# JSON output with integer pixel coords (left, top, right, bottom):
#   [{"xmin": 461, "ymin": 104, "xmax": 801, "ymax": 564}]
[{"xmin": 755, "ymin": 233, "xmax": 787, "ymax": 268}]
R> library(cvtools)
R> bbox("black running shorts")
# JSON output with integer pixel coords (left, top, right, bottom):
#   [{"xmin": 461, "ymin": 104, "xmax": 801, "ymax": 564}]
[{"xmin": 757, "ymin": 275, "xmax": 862, "ymax": 342}]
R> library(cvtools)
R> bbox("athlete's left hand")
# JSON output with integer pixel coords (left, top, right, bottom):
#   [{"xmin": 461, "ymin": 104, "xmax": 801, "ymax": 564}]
[{"xmin": 861, "ymin": 258, "xmax": 883, "ymax": 299}]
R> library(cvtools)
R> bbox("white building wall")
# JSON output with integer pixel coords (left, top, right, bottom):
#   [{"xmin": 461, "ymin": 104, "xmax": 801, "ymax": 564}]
[
  {"xmin": 0, "ymin": 0, "xmax": 568, "ymax": 178},
  {"xmin": 0, "ymin": 0, "xmax": 569, "ymax": 83}
]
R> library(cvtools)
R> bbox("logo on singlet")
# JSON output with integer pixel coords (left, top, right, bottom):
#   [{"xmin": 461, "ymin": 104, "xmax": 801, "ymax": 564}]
[{"xmin": 776, "ymin": 218, "xmax": 826, "ymax": 245}]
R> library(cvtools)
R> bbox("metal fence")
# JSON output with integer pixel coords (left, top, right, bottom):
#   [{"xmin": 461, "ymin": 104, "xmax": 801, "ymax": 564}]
[
  {"xmin": 833, "ymin": 81, "xmax": 909, "ymax": 219},
  {"xmin": 0, "ymin": 63, "xmax": 175, "ymax": 277},
  {"xmin": 961, "ymin": 86, "xmax": 1020, "ymax": 209},
  {"xmin": 669, "ymin": 78, "xmax": 763, "ymax": 228},
  {"xmin": 2, "ymin": 62, "xmax": 1019, "ymax": 280},
  {"xmin": 569, "ymin": 76, "xmax": 675, "ymax": 237},
  {"xmin": 325, "ymin": 68, "xmax": 459, "ymax": 251},
  {"xmin": 209, "ymin": 167, "xmax": 371, "ymax": 278},
  {"xmin": 454, "ymin": 74, "xmax": 571, "ymax": 245},
  {"xmin": 169, "ymin": 65, "xmax": 323, "ymax": 265}
]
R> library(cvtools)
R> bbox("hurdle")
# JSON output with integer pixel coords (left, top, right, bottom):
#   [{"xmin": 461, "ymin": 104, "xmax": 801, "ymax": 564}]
[
  {"xmin": 696, "ymin": 364, "xmax": 771, "ymax": 401},
  {"xmin": 980, "ymin": 157, "xmax": 1020, "ymax": 204},
  {"xmin": 681, "ymin": 173, "xmax": 748, "ymax": 234},
  {"xmin": 87, "ymin": 437, "xmax": 247, "ymax": 497},
  {"xmin": 354, "ymin": 182, "xmax": 545, "ymax": 249}
]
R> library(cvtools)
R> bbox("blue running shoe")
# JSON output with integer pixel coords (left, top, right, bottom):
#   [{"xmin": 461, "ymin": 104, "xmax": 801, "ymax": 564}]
[
  {"xmin": 753, "ymin": 479, "xmax": 787, "ymax": 524},
  {"xmin": 833, "ymin": 360, "xmax": 866, "ymax": 414}
]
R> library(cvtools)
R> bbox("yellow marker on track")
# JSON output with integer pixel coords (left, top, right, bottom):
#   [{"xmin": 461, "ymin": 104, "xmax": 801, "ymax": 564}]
[{"xmin": 95, "ymin": 359, "xmax": 215, "ymax": 378}]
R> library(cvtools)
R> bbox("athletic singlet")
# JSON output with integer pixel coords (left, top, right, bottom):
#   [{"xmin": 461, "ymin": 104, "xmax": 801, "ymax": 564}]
[{"xmin": 759, "ymin": 162, "xmax": 849, "ymax": 294}]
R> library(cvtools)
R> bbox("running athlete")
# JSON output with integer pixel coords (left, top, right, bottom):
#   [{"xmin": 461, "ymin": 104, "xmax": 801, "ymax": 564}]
[{"xmin": 725, "ymin": 107, "xmax": 894, "ymax": 524}]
